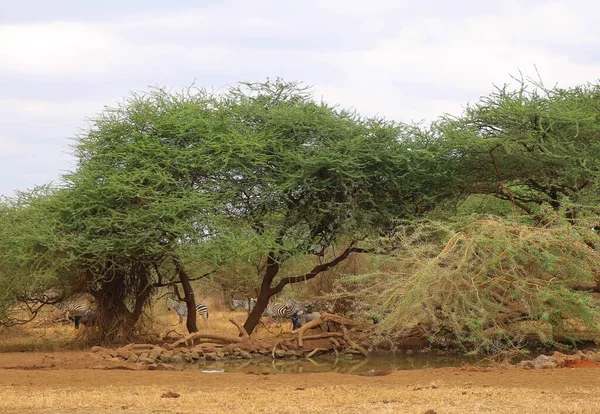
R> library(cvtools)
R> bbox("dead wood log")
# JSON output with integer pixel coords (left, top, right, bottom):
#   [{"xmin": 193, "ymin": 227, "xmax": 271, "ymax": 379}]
[
  {"xmin": 342, "ymin": 325, "xmax": 368, "ymax": 357},
  {"xmin": 293, "ymin": 318, "xmax": 324, "ymax": 347},
  {"xmin": 306, "ymin": 347, "xmax": 329, "ymax": 358},
  {"xmin": 320, "ymin": 312, "xmax": 358, "ymax": 326},
  {"xmin": 293, "ymin": 312, "xmax": 361, "ymax": 348},
  {"xmin": 229, "ymin": 318, "xmax": 250, "ymax": 340},
  {"xmin": 303, "ymin": 332, "xmax": 344, "ymax": 341},
  {"xmin": 169, "ymin": 331, "xmax": 243, "ymax": 349}
]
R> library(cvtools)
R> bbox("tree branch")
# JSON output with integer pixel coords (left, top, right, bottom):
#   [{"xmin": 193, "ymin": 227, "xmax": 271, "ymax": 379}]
[
  {"xmin": 270, "ymin": 246, "xmax": 370, "ymax": 294},
  {"xmin": 151, "ymin": 271, "xmax": 214, "ymax": 288}
]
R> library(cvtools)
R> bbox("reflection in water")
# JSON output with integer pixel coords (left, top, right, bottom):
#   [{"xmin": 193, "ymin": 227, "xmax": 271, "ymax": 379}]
[{"xmin": 183, "ymin": 353, "xmax": 478, "ymax": 375}]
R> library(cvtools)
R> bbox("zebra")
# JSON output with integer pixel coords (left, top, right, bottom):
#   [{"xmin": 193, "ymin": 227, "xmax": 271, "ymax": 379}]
[
  {"xmin": 53, "ymin": 297, "xmax": 91, "ymax": 328},
  {"xmin": 167, "ymin": 297, "xmax": 209, "ymax": 326},
  {"xmin": 230, "ymin": 299, "xmax": 255, "ymax": 312},
  {"xmin": 284, "ymin": 298, "xmax": 305, "ymax": 318},
  {"xmin": 259, "ymin": 298, "xmax": 304, "ymax": 327},
  {"xmin": 263, "ymin": 302, "xmax": 288, "ymax": 319},
  {"xmin": 261, "ymin": 302, "xmax": 288, "ymax": 327}
]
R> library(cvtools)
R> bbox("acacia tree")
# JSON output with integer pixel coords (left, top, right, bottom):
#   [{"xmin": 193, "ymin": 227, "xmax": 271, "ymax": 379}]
[
  {"xmin": 0, "ymin": 90, "xmax": 230, "ymax": 340},
  {"xmin": 204, "ymin": 80, "xmax": 456, "ymax": 333},
  {"xmin": 437, "ymin": 78, "xmax": 600, "ymax": 219},
  {"xmin": 0, "ymin": 79, "xmax": 456, "ymax": 339}
]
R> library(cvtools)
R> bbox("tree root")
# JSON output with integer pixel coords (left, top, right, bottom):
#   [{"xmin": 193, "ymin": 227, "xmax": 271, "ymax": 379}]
[
  {"xmin": 292, "ymin": 312, "xmax": 368, "ymax": 356},
  {"xmin": 306, "ymin": 347, "xmax": 329, "ymax": 358}
]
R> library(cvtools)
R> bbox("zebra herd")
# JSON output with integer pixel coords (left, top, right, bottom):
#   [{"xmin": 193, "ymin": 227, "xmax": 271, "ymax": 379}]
[{"xmin": 44, "ymin": 290, "xmax": 318, "ymax": 331}]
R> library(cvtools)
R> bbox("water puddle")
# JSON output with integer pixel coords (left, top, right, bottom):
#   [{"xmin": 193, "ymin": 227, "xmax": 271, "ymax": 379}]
[{"xmin": 184, "ymin": 352, "xmax": 479, "ymax": 375}]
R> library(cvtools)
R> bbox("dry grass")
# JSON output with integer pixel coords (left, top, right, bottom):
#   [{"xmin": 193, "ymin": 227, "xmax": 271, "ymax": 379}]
[
  {"xmin": 0, "ymin": 320, "xmax": 81, "ymax": 352},
  {"xmin": 0, "ymin": 295, "xmax": 293, "ymax": 353},
  {"xmin": 0, "ymin": 369, "xmax": 599, "ymax": 414},
  {"xmin": 154, "ymin": 295, "xmax": 294, "ymax": 340}
]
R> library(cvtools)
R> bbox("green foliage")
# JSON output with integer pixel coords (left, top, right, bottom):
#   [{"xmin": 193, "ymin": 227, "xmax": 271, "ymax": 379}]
[
  {"xmin": 437, "ymin": 77, "xmax": 600, "ymax": 216},
  {"xmin": 0, "ymin": 188, "xmax": 64, "ymax": 324},
  {"xmin": 4, "ymin": 75, "xmax": 599, "ymax": 347},
  {"xmin": 1, "ymin": 79, "xmax": 455, "ymax": 338}
]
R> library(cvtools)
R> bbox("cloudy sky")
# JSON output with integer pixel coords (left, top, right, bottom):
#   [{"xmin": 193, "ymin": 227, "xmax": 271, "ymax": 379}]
[{"xmin": 1, "ymin": 0, "xmax": 599, "ymax": 197}]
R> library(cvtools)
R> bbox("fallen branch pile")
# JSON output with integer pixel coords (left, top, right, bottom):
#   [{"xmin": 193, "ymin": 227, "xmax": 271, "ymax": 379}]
[{"xmin": 164, "ymin": 313, "xmax": 368, "ymax": 361}]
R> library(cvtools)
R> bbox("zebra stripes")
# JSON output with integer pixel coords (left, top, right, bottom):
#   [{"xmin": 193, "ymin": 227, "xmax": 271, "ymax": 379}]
[
  {"xmin": 230, "ymin": 299, "xmax": 255, "ymax": 311},
  {"xmin": 53, "ymin": 296, "xmax": 92, "ymax": 328},
  {"xmin": 54, "ymin": 300, "xmax": 88, "ymax": 316},
  {"xmin": 263, "ymin": 302, "xmax": 288, "ymax": 319},
  {"xmin": 284, "ymin": 298, "xmax": 304, "ymax": 318},
  {"xmin": 167, "ymin": 298, "xmax": 209, "ymax": 325},
  {"xmin": 259, "ymin": 298, "xmax": 306, "ymax": 328}
]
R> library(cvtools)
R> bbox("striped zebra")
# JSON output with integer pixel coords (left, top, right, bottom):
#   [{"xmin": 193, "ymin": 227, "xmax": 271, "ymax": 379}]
[
  {"xmin": 53, "ymin": 296, "xmax": 92, "ymax": 328},
  {"xmin": 167, "ymin": 297, "xmax": 209, "ymax": 326},
  {"xmin": 230, "ymin": 299, "xmax": 255, "ymax": 312},
  {"xmin": 284, "ymin": 298, "xmax": 305, "ymax": 317},
  {"xmin": 262, "ymin": 302, "xmax": 288, "ymax": 327},
  {"xmin": 263, "ymin": 302, "xmax": 288, "ymax": 319},
  {"xmin": 259, "ymin": 298, "xmax": 305, "ymax": 327}
]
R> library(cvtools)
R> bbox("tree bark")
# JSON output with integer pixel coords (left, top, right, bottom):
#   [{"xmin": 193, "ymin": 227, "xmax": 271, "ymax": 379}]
[
  {"xmin": 173, "ymin": 257, "xmax": 198, "ymax": 333},
  {"xmin": 242, "ymin": 251, "xmax": 279, "ymax": 335},
  {"xmin": 242, "ymin": 247, "xmax": 368, "ymax": 335},
  {"xmin": 128, "ymin": 266, "xmax": 153, "ymax": 326}
]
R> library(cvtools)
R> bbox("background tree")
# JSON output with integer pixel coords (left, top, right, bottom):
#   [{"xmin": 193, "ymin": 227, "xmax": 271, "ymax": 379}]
[{"xmin": 436, "ymin": 77, "xmax": 600, "ymax": 220}]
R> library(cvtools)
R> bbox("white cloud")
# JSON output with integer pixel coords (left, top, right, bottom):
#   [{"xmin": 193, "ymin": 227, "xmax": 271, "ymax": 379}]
[{"xmin": 1, "ymin": 0, "xmax": 599, "ymax": 196}]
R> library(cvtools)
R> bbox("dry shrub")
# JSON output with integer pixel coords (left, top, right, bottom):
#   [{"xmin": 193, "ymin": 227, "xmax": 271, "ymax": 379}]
[{"xmin": 347, "ymin": 217, "xmax": 600, "ymax": 352}]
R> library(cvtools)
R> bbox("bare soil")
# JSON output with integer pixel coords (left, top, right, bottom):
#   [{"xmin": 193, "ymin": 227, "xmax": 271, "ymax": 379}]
[{"xmin": 1, "ymin": 351, "xmax": 600, "ymax": 413}]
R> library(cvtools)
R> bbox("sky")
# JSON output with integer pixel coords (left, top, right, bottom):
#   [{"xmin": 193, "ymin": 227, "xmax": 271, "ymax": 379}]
[{"xmin": 1, "ymin": 0, "xmax": 599, "ymax": 197}]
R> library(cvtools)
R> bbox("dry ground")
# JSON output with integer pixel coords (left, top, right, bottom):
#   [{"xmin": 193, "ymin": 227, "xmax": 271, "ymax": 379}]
[
  {"xmin": 0, "ymin": 360, "xmax": 600, "ymax": 414},
  {"xmin": 2, "ymin": 300, "xmax": 600, "ymax": 413}
]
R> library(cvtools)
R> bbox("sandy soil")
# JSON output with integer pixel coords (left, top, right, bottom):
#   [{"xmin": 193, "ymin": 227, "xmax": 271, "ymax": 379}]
[{"xmin": 0, "ymin": 351, "xmax": 600, "ymax": 414}]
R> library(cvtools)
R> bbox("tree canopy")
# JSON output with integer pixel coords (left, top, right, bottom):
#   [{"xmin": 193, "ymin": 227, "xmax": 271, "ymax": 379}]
[
  {"xmin": 2, "ymin": 76, "xmax": 599, "ymax": 346},
  {"xmin": 436, "ymin": 78, "xmax": 600, "ymax": 219}
]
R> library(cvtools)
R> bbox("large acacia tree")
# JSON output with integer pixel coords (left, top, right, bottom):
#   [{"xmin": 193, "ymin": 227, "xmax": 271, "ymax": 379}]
[
  {"xmin": 208, "ymin": 80, "xmax": 455, "ymax": 333},
  {"xmin": 0, "ymin": 79, "xmax": 456, "ymax": 339}
]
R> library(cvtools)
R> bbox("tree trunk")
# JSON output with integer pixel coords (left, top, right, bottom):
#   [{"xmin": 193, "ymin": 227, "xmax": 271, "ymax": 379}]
[
  {"xmin": 174, "ymin": 257, "xmax": 198, "ymax": 333},
  {"xmin": 128, "ymin": 266, "xmax": 153, "ymax": 326},
  {"xmin": 242, "ymin": 246, "xmax": 368, "ymax": 335},
  {"xmin": 243, "ymin": 251, "xmax": 279, "ymax": 334},
  {"xmin": 243, "ymin": 288, "xmax": 271, "ymax": 335}
]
